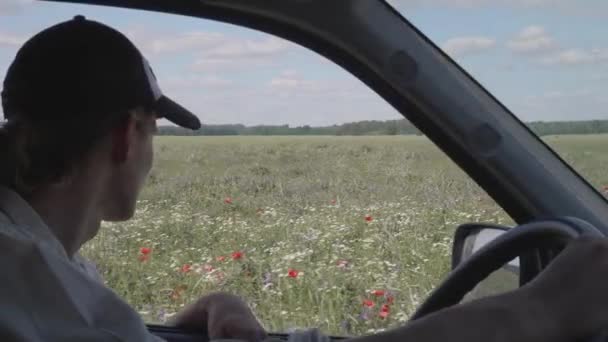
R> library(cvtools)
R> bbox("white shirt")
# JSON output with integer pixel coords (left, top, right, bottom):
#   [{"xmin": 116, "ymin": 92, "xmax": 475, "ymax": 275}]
[
  {"xmin": 0, "ymin": 186, "xmax": 328, "ymax": 342},
  {"xmin": 0, "ymin": 186, "xmax": 162, "ymax": 341}
]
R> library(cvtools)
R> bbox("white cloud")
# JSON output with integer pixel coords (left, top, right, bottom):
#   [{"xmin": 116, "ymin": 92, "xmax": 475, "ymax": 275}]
[
  {"xmin": 269, "ymin": 70, "xmax": 315, "ymax": 89},
  {"xmin": 192, "ymin": 36, "xmax": 293, "ymax": 72},
  {"xmin": 162, "ymin": 75, "xmax": 234, "ymax": 91},
  {"xmin": 541, "ymin": 48, "xmax": 608, "ymax": 66},
  {"xmin": 125, "ymin": 27, "xmax": 294, "ymax": 72},
  {"xmin": 390, "ymin": 0, "xmax": 592, "ymax": 9},
  {"xmin": 204, "ymin": 37, "xmax": 289, "ymax": 59},
  {"xmin": 0, "ymin": 32, "xmax": 25, "ymax": 47},
  {"xmin": 147, "ymin": 32, "xmax": 224, "ymax": 55},
  {"xmin": 167, "ymin": 69, "xmax": 398, "ymax": 126},
  {"xmin": 442, "ymin": 36, "xmax": 496, "ymax": 57},
  {"xmin": 505, "ymin": 25, "xmax": 608, "ymax": 67},
  {"xmin": 388, "ymin": 0, "xmax": 608, "ymax": 17},
  {"xmin": 517, "ymin": 88, "xmax": 605, "ymax": 121},
  {"xmin": 127, "ymin": 27, "xmax": 291, "ymax": 58},
  {"xmin": 507, "ymin": 26, "xmax": 556, "ymax": 54},
  {"xmin": 388, "ymin": 0, "xmax": 542, "ymax": 9},
  {"xmin": 125, "ymin": 29, "xmax": 225, "ymax": 55},
  {"xmin": 0, "ymin": 0, "xmax": 33, "ymax": 15}
]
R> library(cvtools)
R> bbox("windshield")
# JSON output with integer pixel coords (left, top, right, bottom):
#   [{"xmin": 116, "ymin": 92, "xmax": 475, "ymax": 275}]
[
  {"xmin": 3, "ymin": 3, "xmax": 509, "ymax": 336},
  {"xmin": 3, "ymin": 0, "xmax": 601, "ymax": 339}
]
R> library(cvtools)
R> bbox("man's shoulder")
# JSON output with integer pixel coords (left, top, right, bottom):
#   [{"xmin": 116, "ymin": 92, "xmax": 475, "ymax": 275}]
[
  {"xmin": 73, "ymin": 252, "xmax": 105, "ymax": 283},
  {"xmin": 0, "ymin": 223, "xmax": 160, "ymax": 341},
  {"xmin": 0, "ymin": 213, "xmax": 34, "ymax": 241},
  {"xmin": 0, "ymin": 218, "xmax": 103, "ymax": 283}
]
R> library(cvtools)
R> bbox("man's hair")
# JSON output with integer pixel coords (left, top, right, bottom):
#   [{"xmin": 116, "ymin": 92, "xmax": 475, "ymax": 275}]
[{"xmin": 0, "ymin": 107, "xmax": 154, "ymax": 196}]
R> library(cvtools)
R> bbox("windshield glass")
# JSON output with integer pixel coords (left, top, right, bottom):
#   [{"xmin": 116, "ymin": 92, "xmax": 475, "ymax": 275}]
[
  {"xmin": 390, "ymin": 0, "xmax": 608, "ymax": 191},
  {"xmin": 2, "ymin": 1, "xmax": 520, "ymax": 338}
]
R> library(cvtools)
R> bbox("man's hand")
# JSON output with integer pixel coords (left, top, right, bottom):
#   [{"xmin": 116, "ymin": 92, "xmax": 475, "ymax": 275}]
[
  {"xmin": 170, "ymin": 292, "xmax": 267, "ymax": 342},
  {"xmin": 350, "ymin": 237, "xmax": 608, "ymax": 342},
  {"xmin": 522, "ymin": 237, "xmax": 608, "ymax": 340}
]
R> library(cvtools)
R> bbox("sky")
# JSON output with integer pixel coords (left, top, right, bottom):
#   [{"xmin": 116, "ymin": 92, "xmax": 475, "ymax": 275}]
[{"xmin": 1, "ymin": 0, "xmax": 607, "ymax": 127}]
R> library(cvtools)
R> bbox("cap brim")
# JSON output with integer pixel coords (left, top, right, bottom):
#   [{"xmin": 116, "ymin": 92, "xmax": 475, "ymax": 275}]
[{"xmin": 155, "ymin": 96, "xmax": 201, "ymax": 130}]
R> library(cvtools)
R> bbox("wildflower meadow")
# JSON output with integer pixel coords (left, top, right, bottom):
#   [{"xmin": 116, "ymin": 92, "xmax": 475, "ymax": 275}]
[{"xmin": 82, "ymin": 134, "xmax": 608, "ymax": 336}]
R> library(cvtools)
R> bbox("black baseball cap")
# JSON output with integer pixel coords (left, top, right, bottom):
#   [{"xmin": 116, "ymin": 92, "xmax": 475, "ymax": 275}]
[{"xmin": 1, "ymin": 15, "xmax": 201, "ymax": 130}]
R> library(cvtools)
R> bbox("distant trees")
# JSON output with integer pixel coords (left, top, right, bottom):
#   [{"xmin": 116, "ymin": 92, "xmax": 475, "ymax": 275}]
[
  {"xmin": 527, "ymin": 120, "xmax": 608, "ymax": 136},
  {"xmin": 386, "ymin": 122, "xmax": 399, "ymax": 135},
  {"xmin": 156, "ymin": 119, "xmax": 608, "ymax": 137}
]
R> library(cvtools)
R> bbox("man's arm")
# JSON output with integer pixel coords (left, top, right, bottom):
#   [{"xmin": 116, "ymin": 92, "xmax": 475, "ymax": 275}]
[
  {"xmin": 349, "ymin": 237, "xmax": 608, "ymax": 342},
  {"xmin": 348, "ymin": 288, "xmax": 559, "ymax": 342}
]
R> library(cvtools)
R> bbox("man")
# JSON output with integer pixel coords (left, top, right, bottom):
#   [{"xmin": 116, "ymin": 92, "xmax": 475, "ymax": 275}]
[{"xmin": 1, "ymin": 15, "xmax": 608, "ymax": 342}]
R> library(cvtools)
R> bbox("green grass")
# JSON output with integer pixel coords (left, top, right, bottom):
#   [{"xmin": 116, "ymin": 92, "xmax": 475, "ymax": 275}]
[
  {"xmin": 81, "ymin": 135, "xmax": 608, "ymax": 336},
  {"xmin": 543, "ymin": 134, "xmax": 608, "ymax": 188}
]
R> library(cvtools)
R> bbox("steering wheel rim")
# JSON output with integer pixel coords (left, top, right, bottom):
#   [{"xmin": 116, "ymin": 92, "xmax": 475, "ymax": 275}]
[{"xmin": 410, "ymin": 217, "xmax": 603, "ymax": 321}]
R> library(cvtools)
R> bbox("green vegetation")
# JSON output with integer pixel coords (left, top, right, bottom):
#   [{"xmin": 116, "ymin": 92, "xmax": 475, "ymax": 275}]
[
  {"xmin": 528, "ymin": 120, "xmax": 608, "ymax": 136},
  {"xmin": 158, "ymin": 119, "xmax": 608, "ymax": 137},
  {"xmin": 82, "ymin": 135, "xmax": 608, "ymax": 336},
  {"xmin": 158, "ymin": 119, "xmax": 421, "ymax": 136}
]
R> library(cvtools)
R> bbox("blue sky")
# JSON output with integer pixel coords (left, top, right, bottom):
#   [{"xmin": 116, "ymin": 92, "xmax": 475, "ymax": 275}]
[{"xmin": 1, "ymin": 0, "xmax": 607, "ymax": 126}]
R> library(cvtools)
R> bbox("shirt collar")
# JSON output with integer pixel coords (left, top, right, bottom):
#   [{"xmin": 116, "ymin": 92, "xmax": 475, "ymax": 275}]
[{"xmin": 0, "ymin": 185, "xmax": 69, "ymax": 258}]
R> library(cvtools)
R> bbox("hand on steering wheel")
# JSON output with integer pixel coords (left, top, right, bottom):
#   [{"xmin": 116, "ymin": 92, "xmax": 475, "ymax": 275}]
[
  {"xmin": 169, "ymin": 292, "xmax": 267, "ymax": 342},
  {"xmin": 410, "ymin": 218, "xmax": 608, "ymax": 341}
]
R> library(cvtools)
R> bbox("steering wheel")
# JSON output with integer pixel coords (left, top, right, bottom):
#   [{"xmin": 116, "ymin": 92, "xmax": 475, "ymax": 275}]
[{"xmin": 409, "ymin": 217, "xmax": 605, "ymax": 338}]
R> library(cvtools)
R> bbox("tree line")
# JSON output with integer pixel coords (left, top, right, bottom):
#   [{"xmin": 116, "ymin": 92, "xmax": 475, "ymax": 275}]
[{"xmin": 157, "ymin": 119, "xmax": 608, "ymax": 136}]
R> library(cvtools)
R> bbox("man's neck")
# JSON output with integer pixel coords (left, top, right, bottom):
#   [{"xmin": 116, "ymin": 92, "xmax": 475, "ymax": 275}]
[{"xmin": 28, "ymin": 183, "xmax": 102, "ymax": 258}]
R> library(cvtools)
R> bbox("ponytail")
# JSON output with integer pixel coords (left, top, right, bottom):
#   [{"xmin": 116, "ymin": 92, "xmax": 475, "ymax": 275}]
[{"xmin": 0, "ymin": 118, "xmax": 48, "ymax": 195}]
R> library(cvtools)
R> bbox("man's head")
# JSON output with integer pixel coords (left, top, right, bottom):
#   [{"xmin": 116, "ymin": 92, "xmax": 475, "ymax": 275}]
[{"xmin": 0, "ymin": 16, "xmax": 200, "ymax": 221}]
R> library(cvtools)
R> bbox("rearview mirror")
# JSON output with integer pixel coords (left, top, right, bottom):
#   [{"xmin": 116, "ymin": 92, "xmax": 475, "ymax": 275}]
[{"xmin": 452, "ymin": 224, "xmax": 520, "ymax": 302}]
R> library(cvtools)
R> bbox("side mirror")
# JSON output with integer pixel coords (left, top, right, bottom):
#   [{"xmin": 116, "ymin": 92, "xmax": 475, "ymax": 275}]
[{"xmin": 452, "ymin": 223, "xmax": 520, "ymax": 301}]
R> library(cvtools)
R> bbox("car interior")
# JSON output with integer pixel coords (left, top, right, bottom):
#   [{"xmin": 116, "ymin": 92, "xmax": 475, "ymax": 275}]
[{"xmin": 3, "ymin": 0, "xmax": 608, "ymax": 341}]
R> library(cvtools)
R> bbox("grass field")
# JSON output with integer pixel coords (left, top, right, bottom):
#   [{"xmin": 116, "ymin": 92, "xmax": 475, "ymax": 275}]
[{"xmin": 82, "ymin": 134, "xmax": 608, "ymax": 336}]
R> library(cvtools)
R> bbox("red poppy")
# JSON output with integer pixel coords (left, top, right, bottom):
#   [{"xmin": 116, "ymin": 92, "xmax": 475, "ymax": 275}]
[
  {"xmin": 138, "ymin": 247, "xmax": 152, "ymax": 262},
  {"xmin": 386, "ymin": 295, "xmax": 395, "ymax": 305},
  {"xmin": 364, "ymin": 215, "xmax": 373, "ymax": 222},
  {"xmin": 379, "ymin": 304, "xmax": 390, "ymax": 318},
  {"xmin": 288, "ymin": 269, "xmax": 299, "ymax": 278},
  {"xmin": 180, "ymin": 264, "xmax": 192, "ymax": 273},
  {"xmin": 216, "ymin": 256, "xmax": 226, "ymax": 262},
  {"xmin": 232, "ymin": 251, "xmax": 244, "ymax": 260},
  {"xmin": 224, "ymin": 197, "xmax": 233, "ymax": 204},
  {"xmin": 363, "ymin": 299, "xmax": 375, "ymax": 308},
  {"xmin": 372, "ymin": 290, "xmax": 385, "ymax": 297}
]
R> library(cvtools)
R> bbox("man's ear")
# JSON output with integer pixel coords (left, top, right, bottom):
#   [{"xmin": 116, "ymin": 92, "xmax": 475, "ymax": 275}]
[{"xmin": 110, "ymin": 115, "xmax": 136, "ymax": 164}]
